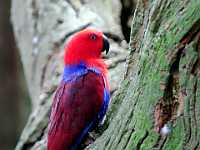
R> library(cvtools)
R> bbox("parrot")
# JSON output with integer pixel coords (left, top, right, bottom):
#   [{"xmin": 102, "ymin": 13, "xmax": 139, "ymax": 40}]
[{"xmin": 47, "ymin": 28, "xmax": 110, "ymax": 150}]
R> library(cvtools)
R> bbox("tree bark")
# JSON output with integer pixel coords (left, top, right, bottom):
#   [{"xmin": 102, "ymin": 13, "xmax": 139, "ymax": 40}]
[
  {"xmin": 89, "ymin": 0, "xmax": 200, "ymax": 149},
  {"xmin": 12, "ymin": 0, "xmax": 200, "ymax": 149}
]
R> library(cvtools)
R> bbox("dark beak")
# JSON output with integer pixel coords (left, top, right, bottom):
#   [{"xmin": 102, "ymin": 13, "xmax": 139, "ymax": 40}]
[{"xmin": 102, "ymin": 35, "xmax": 110, "ymax": 54}]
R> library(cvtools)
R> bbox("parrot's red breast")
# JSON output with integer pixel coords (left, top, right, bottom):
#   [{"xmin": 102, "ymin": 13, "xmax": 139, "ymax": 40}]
[{"xmin": 48, "ymin": 28, "xmax": 110, "ymax": 150}]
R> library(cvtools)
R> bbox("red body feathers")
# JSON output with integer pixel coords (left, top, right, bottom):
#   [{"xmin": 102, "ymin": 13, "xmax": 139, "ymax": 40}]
[
  {"xmin": 47, "ymin": 29, "xmax": 110, "ymax": 150},
  {"xmin": 48, "ymin": 72, "xmax": 104, "ymax": 150}
]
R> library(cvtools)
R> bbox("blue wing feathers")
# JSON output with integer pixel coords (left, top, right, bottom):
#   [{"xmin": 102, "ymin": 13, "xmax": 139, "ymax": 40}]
[
  {"xmin": 48, "ymin": 63, "xmax": 110, "ymax": 150},
  {"xmin": 70, "ymin": 87, "xmax": 110, "ymax": 150},
  {"xmin": 66, "ymin": 63, "xmax": 110, "ymax": 150}
]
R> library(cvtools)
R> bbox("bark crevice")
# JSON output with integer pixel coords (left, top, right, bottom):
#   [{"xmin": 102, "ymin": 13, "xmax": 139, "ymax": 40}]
[{"xmin": 154, "ymin": 18, "xmax": 200, "ymax": 133}]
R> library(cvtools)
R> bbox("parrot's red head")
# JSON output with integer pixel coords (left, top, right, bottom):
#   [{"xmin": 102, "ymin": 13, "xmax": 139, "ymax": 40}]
[{"xmin": 64, "ymin": 28, "xmax": 110, "ymax": 65}]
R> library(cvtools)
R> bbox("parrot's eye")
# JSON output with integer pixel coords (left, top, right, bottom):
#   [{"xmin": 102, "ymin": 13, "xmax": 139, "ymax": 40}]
[{"xmin": 90, "ymin": 34, "xmax": 97, "ymax": 41}]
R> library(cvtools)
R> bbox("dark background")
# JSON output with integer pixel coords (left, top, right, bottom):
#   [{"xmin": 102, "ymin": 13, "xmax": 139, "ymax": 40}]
[{"xmin": 0, "ymin": 0, "xmax": 30, "ymax": 149}]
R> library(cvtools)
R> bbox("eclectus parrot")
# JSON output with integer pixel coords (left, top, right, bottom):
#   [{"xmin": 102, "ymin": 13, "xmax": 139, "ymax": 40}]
[{"xmin": 47, "ymin": 29, "xmax": 110, "ymax": 150}]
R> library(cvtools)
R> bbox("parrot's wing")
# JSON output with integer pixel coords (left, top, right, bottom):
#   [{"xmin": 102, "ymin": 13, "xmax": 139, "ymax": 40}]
[{"xmin": 48, "ymin": 71, "xmax": 105, "ymax": 150}]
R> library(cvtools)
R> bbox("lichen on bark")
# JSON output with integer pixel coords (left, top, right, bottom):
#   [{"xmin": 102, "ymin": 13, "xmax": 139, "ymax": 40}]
[{"xmin": 88, "ymin": 0, "xmax": 200, "ymax": 149}]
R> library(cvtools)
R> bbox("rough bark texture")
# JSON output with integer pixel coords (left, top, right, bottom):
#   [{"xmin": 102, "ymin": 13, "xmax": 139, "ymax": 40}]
[
  {"xmin": 89, "ymin": 0, "xmax": 200, "ymax": 149},
  {"xmin": 12, "ymin": 0, "xmax": 200, "ymax": 149}
]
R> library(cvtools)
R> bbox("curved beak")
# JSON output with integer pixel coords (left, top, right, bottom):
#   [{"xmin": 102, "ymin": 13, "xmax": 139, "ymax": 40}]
[{"xmin": 102, "ymin": 35, "xmax": 110, "ymax": 54}]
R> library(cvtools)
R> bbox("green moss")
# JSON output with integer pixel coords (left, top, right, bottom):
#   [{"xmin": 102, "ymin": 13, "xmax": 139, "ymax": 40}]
[
  {"xmin": 161, "ymin": 118, "xmax": 184, "ymax": 150},
  {"xmin": 90, "ymin": 0, "xmax": 200, "ymax": 149},
  {"xmin": 123, "ymin": 0, "xmax": 200, "ymax": 148}
]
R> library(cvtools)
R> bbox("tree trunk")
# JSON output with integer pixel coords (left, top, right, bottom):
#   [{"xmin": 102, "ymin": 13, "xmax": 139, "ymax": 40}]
[
  {"xmin": 89, "ymin": 0, "xmax": 200, "ymax": 149},
  {"xmin": 12, "ymin": 0, "xmax": 200, "ymax": 149}
]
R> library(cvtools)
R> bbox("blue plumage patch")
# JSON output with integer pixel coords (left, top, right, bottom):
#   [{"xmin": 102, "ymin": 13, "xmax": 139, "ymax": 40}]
[{"xmin": 63, "ymin": 62, "xmax": 101, "ymax": 82}]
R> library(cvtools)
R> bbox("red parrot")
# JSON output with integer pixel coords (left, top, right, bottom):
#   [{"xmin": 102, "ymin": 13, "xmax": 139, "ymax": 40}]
[{"xmin": 47, "ymin": 28, "xmax": 110, "ymax": 150}]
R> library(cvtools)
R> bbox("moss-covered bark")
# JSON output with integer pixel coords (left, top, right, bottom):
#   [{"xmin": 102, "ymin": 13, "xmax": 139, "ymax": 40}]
[{"xmin": 89, "ymin": 0, "xmax": 200, "ymax": 149}]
